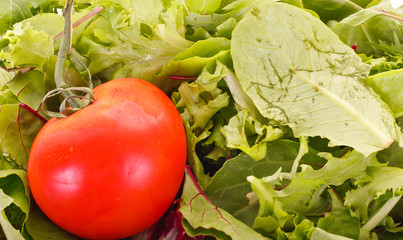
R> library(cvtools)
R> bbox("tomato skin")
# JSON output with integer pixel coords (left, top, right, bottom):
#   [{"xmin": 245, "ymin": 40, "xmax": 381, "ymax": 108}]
[{"xmin": 28, "ymin": 78, "xmax": 187, "ymax": 239}]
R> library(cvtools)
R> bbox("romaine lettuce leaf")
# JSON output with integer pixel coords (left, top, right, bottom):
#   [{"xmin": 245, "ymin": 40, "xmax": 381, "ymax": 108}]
[{"xmin": 231, "ymin": 1, "xmax": 401, "ymax": 156}]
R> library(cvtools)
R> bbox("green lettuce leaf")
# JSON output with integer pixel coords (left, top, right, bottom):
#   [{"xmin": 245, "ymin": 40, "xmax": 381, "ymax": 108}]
[
  {"xmin": 345, "ymin": 166, "xmax": 403, "ymax": 221},
  {"xmin": 363, "ymin": 69, "xmax": 403, "ymax": 118},
  {"xmin": 0, "ymin": 169, "xmax": 30, "ymax": 239},
  {"xmin": 172, "ymin": 61, "xmax": 232, "ymax": 187},
  {"xmin": 153, "ymin": 37, "xmax": 231, "ymax": 93},
  {"xmin": 222, "ymin": 110, "xmax": 283, "ymax": 161},
  {"xmin": 0, "ymin": 22, "xmax": 54, "ymax": 69},
  {"xmin": 68, "ymin": 0, "xmax": 193, "ymax": 92},
  {"xmin": 25, "ymin": 205, "xmax": 83, "ymax": 240},
  {"xmin": 184, "ymin": 0, "xmax": 266, "ymax": 35},
  {"xmin": 310, "ymin": 227, "xmax": 355, "ymax": 240},
  {"xmin": 317, "ymin": 208, "xmax": 360, "ymax": 239},
  {"xmin": 246, "ymin": 148, "xmax": 384, "ymax": 237},
  {"xmin": 0, "ymin": 68, "xmax": 46, "ymax": 169},
  {"xmin": 231, "ymin": 1, "xmax": 401, "ymax": 156},
  {"xmin": 0, "ymin": 104, "xmax": 45, "ymax": 168},
  {"xmin": 332, "ymin": 0, "xmax": 403, "ymax": 57},
  {"xmin": 0, "ymin": 0, "xmax": 33, "ymax": 35},
  {"xmin": 6, "ymin": 70, "xmax": 46, "ymax": 111},
  {"xmin": 182, "ymin": 0, "xmax": 222, "ymax": 14},
  {"xmin": 296, "ymin": 0, "xmax": 374, "ymax": 23},
  {"xmin": 179, "ymin": 167, "xmax": 267, "ymax": 240},
  {"xmin": 304, "ymin": 150, "xmax": 380, "ymax": 186},
  {"xmin": 204, "ymin": 139, "xmax": 326, "ymax": 226}
]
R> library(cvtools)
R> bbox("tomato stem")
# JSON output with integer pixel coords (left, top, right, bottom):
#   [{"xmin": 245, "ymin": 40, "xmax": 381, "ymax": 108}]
[
  {"xmin": 55, "ymin": 0, "xmax": 80, "ymax": 108},
  {"xmin": 49, "ymin": 0, "xmax": 95, "ymax": 118}
]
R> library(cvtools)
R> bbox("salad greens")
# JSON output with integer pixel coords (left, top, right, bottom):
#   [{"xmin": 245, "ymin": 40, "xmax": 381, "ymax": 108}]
[{"xmin": 0, "ymin": 0, "xmax": 402, "ymax": 239}]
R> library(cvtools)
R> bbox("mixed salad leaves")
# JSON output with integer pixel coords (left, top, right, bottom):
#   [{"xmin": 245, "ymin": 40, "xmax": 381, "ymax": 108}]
[{"xmin": 0, "ymin": 0, "xmax": 403, "ymax": 239}]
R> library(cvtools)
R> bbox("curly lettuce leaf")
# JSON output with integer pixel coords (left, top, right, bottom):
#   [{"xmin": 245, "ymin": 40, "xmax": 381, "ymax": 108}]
[
  {"xmin": 231, "ymin": 1, "xmax": 401, "ymax": 156},
  {"xmin": 304, "ymin": 150, "xmax": 380, "ymax": 186},
  {"xmin": 247, "ymin": 148, "xmax": 384, "ymax": 237},
  {"xmin": 0, "ymin": 22, "xmax": 54, "ymax": 69},
  {"xmin": 222, "ymin": 110, "xmax": 283, "ymax": 161},
  {"xmin": 184, "ymin": 0, "xmax": 266, "ymax": 35},
  {"xmin": 345, "ymin": 166, "xmax": 403, "ymax": 221},
  {"xmin": 70, "ymin": 1, "xmax": 195, "ymax": 93},
  {"xmin": 172, "ymin": 61, "xmax": 232, "ymax": 187}
]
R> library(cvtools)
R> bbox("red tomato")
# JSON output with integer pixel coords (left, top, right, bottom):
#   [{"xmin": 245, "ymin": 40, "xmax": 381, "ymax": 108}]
[{"xmin": 28, "ymin": 78, "xmax": 187, "ymax": 239}]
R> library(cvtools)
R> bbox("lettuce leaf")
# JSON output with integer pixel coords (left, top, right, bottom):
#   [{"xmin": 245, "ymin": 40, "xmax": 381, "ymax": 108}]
[
  {"xmin": 345, "ymin": 166, "xmax": 403, "ymax": 221},
  {"xmin": 297, "ymin": 0, "xmax": 373, "ymax": 22},
  {"xmin": 0, "ymin": 22, "xmax": 54, "ymax": 69},
  {"xmin": 332, "ymin": 0, "xmax": 403, "ymax": 57},
  {"xmin": 0, "ymin": 168, "xmax": 31, "ymax": 239},
  {"xmin": 172, "ymin": 61, "xmax": 232, "ymax": 187},
  {"xmin": 231, "ymin": 1, "xmax": 401, "ymax": 156},
  {"xmin": 204, "ymin": 139, "xmax": 326, "ymax": 226},
  {"xmin": 179, "ymin": 167, "xmax": 267, "ymax": 240},
  {"xmin": 0, "ymin": 68, "xmax": 46, "ymax": 168},
  {"xmin": 363, "ymin": 69, "xmax": 403, "ymax": 118},
  {"xmin": 222, "ymin": 110, "xmax": 283, "ymax": 161},
  {"xmin": 0, "ymin": 0, "xmax": 33, "ymax": 35}
]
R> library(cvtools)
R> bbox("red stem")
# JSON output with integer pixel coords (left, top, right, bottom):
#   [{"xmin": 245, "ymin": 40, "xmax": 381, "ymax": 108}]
[
  {"xmin": 169, "ymin": 76, "xmax": 198, "ymax": 81},
  {"xmin": 53, "ymin": 6, "xmax": 104, "ymax": 41},
  {"xmin": 378, "ymin": 9, "xmax": 403, "ymax": 22},
  {"xmin": 185, "ymin": 165, "xmax": 240, "ymax": 236},
  {"xmin": 331, "ymin": 188, "xmax": 344, "ymax": 203},
  {"xmin": 19, "ymin": 103, "xmax": 48, "ymax": 123}
]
